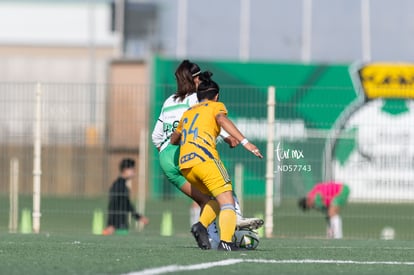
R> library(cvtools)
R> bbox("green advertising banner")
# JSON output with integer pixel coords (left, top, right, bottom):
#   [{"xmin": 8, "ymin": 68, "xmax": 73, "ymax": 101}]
[
  {"xmin": 329, "ymin": 63, "xmax": 414, "ymax": 202},
  {"xmin": 150, "ymin": 56, "xmax": 357, "ymax": 199}
]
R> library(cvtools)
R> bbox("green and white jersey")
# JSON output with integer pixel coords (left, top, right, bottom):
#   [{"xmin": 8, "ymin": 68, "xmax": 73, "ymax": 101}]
[{"xmin": 152, "ymin": 93, "xmax": 199, "ymax": 152}]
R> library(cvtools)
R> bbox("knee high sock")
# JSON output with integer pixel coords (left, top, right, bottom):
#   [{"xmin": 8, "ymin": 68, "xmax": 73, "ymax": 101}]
[
  {"xmin": 330, "ymin": 215, "xmax": 343, "ymax": 239},
  {"xmin": 233, "ymin": 195, "xmax": 243, "ymax": 222},
  {"xmin": 190, "ymin": 204, "xmax": 201, "ymax": 227},
  {"xmin": 219, "ymin": 204, "xmax": 237, "ymax": 242},
  {"xmin": 199, "ymin": 200, "xmax": 220, "ymax": 228}
]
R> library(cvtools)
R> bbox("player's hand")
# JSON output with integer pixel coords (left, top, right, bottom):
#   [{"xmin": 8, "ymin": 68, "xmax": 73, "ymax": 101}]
[
  {"xmin": 243, "ymin": 142, "xmax": 263, "ymax": 158},
  {"xmin": 223, "ymin": 136, "xmax": 239, "ymax": 148},
  {"xmin": 139, "ymin": 216, "xmax": 149, "ymax": 225}
]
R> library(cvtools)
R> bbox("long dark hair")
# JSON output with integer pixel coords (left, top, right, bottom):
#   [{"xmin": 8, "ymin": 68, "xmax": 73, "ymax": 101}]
[
  {"xmin": 196, "ymin": 71, "xmax": 219, "ymax": 102},
  {"xmin": 174, "ymin": 60, "xmax": 201, "ymax": 101}
]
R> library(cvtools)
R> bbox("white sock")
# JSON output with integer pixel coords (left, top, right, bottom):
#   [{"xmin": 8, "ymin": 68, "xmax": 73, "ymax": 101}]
[
  {"xmin": 207, "ymin": 221, "xmax": 220, "ymax": 249},
  {"xmin": 233, "ymin": 195, "xmax": 243, "ymax": 222},
  {"xmin": 330, "ymin": 215, "xmax": 343, "ymax": 239},
  {"xmin": 190, "ymin": 205, "xmax": 201, "ymax": 226}
]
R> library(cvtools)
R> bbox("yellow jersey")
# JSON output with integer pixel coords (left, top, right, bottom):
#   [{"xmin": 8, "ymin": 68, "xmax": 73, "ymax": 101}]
[{"xmin": 175, "ymin": 100, "xmax": 227, "ymax": 169}]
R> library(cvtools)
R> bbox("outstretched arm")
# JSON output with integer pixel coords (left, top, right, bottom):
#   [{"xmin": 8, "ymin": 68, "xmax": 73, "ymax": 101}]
[{"xmin": 215, "ymin": 113, "xmax": 263, "ymax": 158}]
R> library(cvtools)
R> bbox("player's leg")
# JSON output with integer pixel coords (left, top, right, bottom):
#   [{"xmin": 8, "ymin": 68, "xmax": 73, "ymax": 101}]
[
  {"xmin": 102, "ymin": 213, "xmax": 116, "ymax": 235},
  {"xmin": 190, "ymin": 201, "xmax": 201, "ymax": 226},
  {"xmin": 206, "ymin": 195, "xmax": 241, "ymax": 249},
  {"xmin": 182, "ymin": 169, "xmax": 220, "ymax": 229},
  {"xmin": 103, "ymin": 202, "xmax": 116, "ymax": 235},
  {"xmin": 190, "ymin": 198, "xmax": 219, "ymax": 250},
  {"xmin": 233, "ymin": 194, "xmax": 264, "ymax": 230},
  {"xmin": 205, "ymin": 159, "xmax": 238, "ymax": 251},
  {"xmin": 208, "ymin": 194, "xmax": 263, "ymax": 249},
  {"xmin": 327, "ymin": 205, "xmax": 342, "ymax": 238},
  {"xmin": 159, "ymin": 144, "xmax": 211, "ymax": 220},
  {"xmin": 233, "ymin": 195, "xmax": 242, "ymax": 220},
  {"xmin": 207, "ymin": 220, "xmax": 220, "ymax": 249},
  {"xmin": 182, "ymin": 166, "xmax": 219, "ymax": 250},
  {"xmin": 178, "ymin": 181, "xmax": 210, "ymax": 208},
  {"xmin": 102, "ymin": 225, "xmax": 115, "ymax": 235},
  {"xmin": 328, "ymin": 185, "xmax": 350, "ymax": 239},
  {"xmin": 215, "ymin": 191, "xmax": 237, "ymax": 243}
]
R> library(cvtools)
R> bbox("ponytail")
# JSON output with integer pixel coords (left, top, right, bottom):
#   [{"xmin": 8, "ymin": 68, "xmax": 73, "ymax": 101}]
[{"xmin": 196, "ymin": 71, "xmax": 220, "ymax": 102}]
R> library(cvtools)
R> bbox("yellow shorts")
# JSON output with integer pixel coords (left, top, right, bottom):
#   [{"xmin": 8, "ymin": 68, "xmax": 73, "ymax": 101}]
[{"xmin": 181, "ymin": 159, "xmax": 233, "ymax": 198}]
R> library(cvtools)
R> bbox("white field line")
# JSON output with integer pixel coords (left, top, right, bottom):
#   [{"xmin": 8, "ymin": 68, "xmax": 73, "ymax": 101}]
[
  {"xmin": 245, "ymin": 259, "xmax": 414, "ymax": 265},
  {"xmin": 125, "ymin": 258, "xmax": 414, "ymax": 275},
  {"xmin": 279, "ymin": 246, "xmax": 414, "ymax": 250},
  {"xmin": 125, "ymin": 259, "xmax": 243, "ymax": 275}
]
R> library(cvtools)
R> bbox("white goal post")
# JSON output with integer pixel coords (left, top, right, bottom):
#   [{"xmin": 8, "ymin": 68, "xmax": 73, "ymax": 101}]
[
  {"xmin": 33, "ymin": 83, "xmax": 42, "ymax": 234},
  {"xmin": 136, "ymin": 128, "xmax": 148, "ymax": 231},
  {"xmin": 265, "ymin": 86, "xmax": 276, "ymax": 238},
  {"xmin": 9, "ymin": 158, "xmax": 19, "ymax": 233}
]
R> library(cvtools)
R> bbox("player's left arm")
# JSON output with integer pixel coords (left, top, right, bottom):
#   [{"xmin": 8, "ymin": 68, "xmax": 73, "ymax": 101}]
[
  {"xmin": 215, "ymin": 112, "xmax": 263, "ymax": 158},
  {"xmin": 313, "ymin": 193, "xmax": 325, "ymax": 211}
]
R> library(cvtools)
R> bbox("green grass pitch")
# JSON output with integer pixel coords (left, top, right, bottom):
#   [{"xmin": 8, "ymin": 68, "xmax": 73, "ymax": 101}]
[
  {"xmin": 1, "ymin": 196, "xmax": 414, "ymax": 239},
  {"xmin": 1, "ymin": 196, "xmax": 414, "ymax": 274},
  {"xmin": 1, "ymin": 233, "xmax": 414, "ymax": 275}
]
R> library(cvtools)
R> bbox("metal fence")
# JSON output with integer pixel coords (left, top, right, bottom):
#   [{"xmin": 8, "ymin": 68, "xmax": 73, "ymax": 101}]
[{"xmin": 1, "ymin": 83, "xmax": 413, "ymax": 240}]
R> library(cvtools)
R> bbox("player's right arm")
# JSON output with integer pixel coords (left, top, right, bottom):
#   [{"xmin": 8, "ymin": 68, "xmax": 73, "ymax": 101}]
[
  {"xmin": 151, "ymin": 118, "xmax": 164, "ymax": 151},
  {"xmin": 151, "ymin": 101, "xmax": 167, "ymax": 151}
]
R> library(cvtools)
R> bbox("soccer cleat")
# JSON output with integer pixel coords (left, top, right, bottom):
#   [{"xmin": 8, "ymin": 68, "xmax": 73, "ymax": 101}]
[
  {"xmin": 102, "ymin": 226, "xmax": 115, "ymax": 236},
  {"xmin": 236, "ymin": 217, "xmax": 264, "ymax": 230},
  {"xmin": 191, "ymin": 222, "xmax": 211, "ymax": 250},
  {"xmin": 217, "ymin": 241, "xmax": 239, "ymax": 251}
]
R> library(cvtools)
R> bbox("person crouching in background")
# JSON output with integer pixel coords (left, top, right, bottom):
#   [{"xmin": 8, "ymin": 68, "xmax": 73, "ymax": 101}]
[
  {"xmin": 102, "ymin": 158, "xmax": 149, "ymax": 235},
  {"xmin": 298, "ymin": 181, "xmax": 350, "ymax": 239}
]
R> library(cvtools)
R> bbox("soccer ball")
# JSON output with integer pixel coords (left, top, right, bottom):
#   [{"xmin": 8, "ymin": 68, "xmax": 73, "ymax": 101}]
[
  {"xmin": 233, "ymin": 229, "xmax": 260, "ymax": 250},
  {"xmin": 380, "ymin": 227, "xmax": 395, "ymax": 240}
]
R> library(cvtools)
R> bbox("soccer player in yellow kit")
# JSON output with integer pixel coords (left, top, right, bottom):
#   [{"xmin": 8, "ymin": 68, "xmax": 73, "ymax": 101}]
[{"xmin": 171, "ymin": 72, "xmax": 263, "ymax": 251}]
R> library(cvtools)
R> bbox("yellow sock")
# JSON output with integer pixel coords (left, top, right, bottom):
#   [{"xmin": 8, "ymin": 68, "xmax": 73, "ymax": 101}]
[
  {"xmin": 219, "ymin": 207, "xmax": 237, "ymax": 242},
  {"xmin": 199, "ymin": 200, "xmax": 220, "ymax": 228}
]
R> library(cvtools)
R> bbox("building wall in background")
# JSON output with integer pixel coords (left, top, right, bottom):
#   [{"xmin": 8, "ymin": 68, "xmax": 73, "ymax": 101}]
[
  {"xmin": 0, "ymin": 69, "xmax": 151, "ymax": 196},
  {"xmin": 0, "ymin": 45, "xmax": 113, "ymax": 83},
  {"xmin": 0, "ymin": 1, "xmax": 116, "ymax": 83},
  {"xmin": 106, "ymin": 61, "xmax": 150, "ymax": 196}
]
